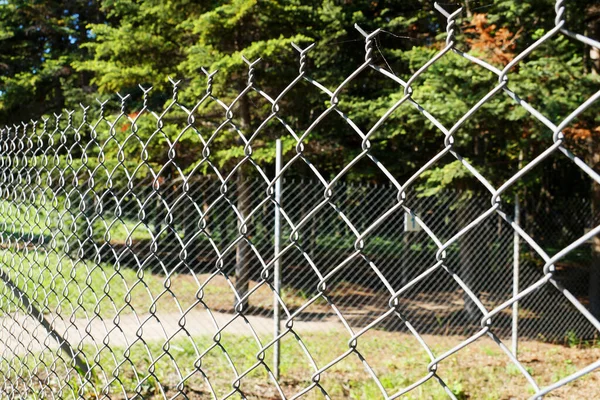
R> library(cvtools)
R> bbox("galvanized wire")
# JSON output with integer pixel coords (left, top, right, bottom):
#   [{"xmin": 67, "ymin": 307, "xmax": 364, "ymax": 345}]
[{"xmin": 0, "ymin": 1, "xmax": 599, "ymax": 399}]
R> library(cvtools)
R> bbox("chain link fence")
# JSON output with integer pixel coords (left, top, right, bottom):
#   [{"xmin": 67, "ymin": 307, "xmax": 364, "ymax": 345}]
[
  {"xmin": 1, "ymin": 1, "xmax": 600, "ymax": 398},
  {"xmin": 102, "ymin": 176, "xmax": 595, "ymax": 341}
]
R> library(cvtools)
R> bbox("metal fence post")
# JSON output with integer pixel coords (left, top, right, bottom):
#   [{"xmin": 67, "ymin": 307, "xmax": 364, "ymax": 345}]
[
  {"xmin": 273, "ymin": 138, "xmax": 282, "ymax": 380},
  {"xmin": 512, "ymin": 189, "xmax": 521, "ymax": 357},
  {"xmin": 512, "ymin": 149, "xmax": 523, "ymax": 358}
]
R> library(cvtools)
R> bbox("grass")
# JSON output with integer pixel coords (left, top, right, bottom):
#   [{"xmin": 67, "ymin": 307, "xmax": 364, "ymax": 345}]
[
  {"xmin": 0, "ymin": 248, "xmax": 192, "ymax": 318},
  {"xmin": 0, "ymin": 246, "xmax": 317, "ymax": 319},
  {"xmin": 7, "ymin": 330, "xmax": 600, "ymax": 399}
]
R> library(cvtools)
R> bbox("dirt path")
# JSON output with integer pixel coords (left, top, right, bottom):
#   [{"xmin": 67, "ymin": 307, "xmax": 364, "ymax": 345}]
[{"xmin": 0, "ymin": 309, "xmax": 343, "ymax": 356}]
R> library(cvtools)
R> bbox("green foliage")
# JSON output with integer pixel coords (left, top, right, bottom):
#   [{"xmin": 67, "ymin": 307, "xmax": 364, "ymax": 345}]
[
  {"xmin": 419, "ymin": 160, "xmax": 473, "ymax": 196},
  {"xmin": 1, "ymin": 0, "xmax": 599, "ymax": 193},
  {"xmin": 0, "ymin": 1, "xmax": 104, "ymax": 123}
]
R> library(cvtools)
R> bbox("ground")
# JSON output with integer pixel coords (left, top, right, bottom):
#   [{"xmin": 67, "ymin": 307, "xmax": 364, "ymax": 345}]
[
  {"xmin": 1, "ymin": 249, "xmax": 599, "ymax": 399},
  {"xmin": 4, "ymin": 317, "xmax": 600, "ymax": 399},
  {"xmin": 101, "ymin": 331, "xmax": 600, "ymax": 399}
]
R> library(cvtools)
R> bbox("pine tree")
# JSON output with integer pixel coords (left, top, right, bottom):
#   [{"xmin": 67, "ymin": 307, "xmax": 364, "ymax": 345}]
[{"xmin": 0, "ymin": 0, "xmax": 103, "ymax": 123}]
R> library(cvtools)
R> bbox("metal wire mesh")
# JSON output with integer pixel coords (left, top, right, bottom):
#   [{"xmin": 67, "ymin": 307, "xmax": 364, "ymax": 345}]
[{"xmin": 0, "ymin": 1, "xmax": 600, "ymax": 398}]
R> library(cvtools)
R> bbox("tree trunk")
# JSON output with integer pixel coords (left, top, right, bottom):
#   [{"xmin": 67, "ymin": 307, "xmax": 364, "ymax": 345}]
[
  {"xmin": 234, "ymin": 95, "xmax": 253, "ymax": 312},
  {"xmin": 460, "ymin": 228, "xmax": 481, "ymax": 321},
  {"xmin": 590, "ymin": 181, "xmax": 600, "ymax": 319},
  {"xmin": 458, "ymin": 192, "xmax": 481, "ymax": 321},
  {"xmin": 153, "ymin": 189, "xmax": 163, "ymax": 239},
  {"xmin": 589, "ymin": 109, "xmax": 600, "ymax": 320},
  {"xmin": 587, "ymin": 6, "xmax": 600, "ymax": 319},
  {"xmin": 235, "ymin": 172, "xmax": 252, "ymax": 311},
  {"xmin": 464, "ymin": 0, "xmax": 472, "ymax": 18}
]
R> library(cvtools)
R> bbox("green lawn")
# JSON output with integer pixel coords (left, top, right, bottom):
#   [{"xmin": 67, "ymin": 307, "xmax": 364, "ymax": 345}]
[
  {"xmin": 0, "ymin": 248, "xmax": 198, "ymax": 318},
  {"xmin": 6, "ymin": 329, "xmax": 600, "ymax": 399},
  {"xmin": 0, "ymin": 246, "xmax": 319, "ymax": 320}
]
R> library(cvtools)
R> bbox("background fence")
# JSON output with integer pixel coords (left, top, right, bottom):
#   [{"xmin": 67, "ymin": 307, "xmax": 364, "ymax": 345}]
[
  {"xmin": 1, "ymin": 1, "xmax": 600, "ymax": 399},
  {"xmin": 90, "ymin": 175, "xmax": 596, "ymax": 340}
]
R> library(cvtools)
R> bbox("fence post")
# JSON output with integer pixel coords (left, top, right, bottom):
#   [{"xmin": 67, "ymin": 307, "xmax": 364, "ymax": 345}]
[
  {"xmin": 511, "ymin": 169, "xmax": 522, "ymax": 359},
  {"xmin": 273, "ymin": 138, "xmax": 282, "ymax": 380},
  {"xmin": 512, "ymin": 193, "xmax": 520, "ymax": 357},
  {"xmin": 512, "ymin": 150, "xmax": 523, "ymax": 357}
]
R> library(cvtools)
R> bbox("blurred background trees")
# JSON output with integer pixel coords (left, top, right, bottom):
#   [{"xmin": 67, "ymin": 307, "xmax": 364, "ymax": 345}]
[{"xmin": 0, "ymin": 0, "xmax": 597, "ymax": 188}]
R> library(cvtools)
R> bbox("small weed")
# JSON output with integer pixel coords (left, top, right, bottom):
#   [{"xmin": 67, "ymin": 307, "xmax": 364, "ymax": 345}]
[
  {"xmin": 482, "ymin": 346, "xmax": 499, "ymax": 357},
  {"xmin": 452, "ymin": 381, "xmax": 468, "ymax": 399},
  {"xmin": 564, "ymin": 330, "xmax": 580, "ymax": 348},
  {"xmin": 506, "ymin": 363, "xmax": 533, "ymax": 376}
]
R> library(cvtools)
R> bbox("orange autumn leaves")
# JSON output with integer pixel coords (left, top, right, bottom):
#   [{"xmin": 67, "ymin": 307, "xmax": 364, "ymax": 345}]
[
  {"xmin": 464, "ymin": 14, "xmax": 597, "ymax": 144},
  {"xmin": 564, "ymin": 124, "xmax": 600, "ymax": 142},
  {"xmin": 464, "ymin": 13, "xmax": 521, "ymax": 66}
]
